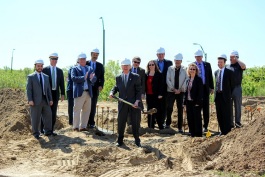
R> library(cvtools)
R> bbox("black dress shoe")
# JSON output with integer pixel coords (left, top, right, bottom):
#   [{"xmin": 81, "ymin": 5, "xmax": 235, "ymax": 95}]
[
  {"xmin": 51, "ymin": 132, "xmax": 57, "ymax": 136},
  {"xmin": 135, "ymin": 142, "xmax": 142, "ymax": 147},
  {"xmin": 44, "ymin": 132, "xmax": 52, "ymax": 136},
  {"xmin": 34, "ymin": 135, "xmax": 40, "ymax": 139},
  {"xmin": 115, "ymin": 142, "xmax": 123, "ymax": 147}
]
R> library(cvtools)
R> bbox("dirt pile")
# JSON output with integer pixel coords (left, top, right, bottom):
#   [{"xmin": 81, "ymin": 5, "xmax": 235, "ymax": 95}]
[{"xmin": 0, "ymin": 88, "xmax": 31, "ymax": 136}]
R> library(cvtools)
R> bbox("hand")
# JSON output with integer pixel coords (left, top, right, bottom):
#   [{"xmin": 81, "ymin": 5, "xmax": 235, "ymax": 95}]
[
  {"xmin": 61, "ymin": 95, "xmax": 65, "ymax": 102},
  {"xmin": 133, "ymin": 100, "xmax": 139, "ymax": 108},
  {"xmin": 141, "ymin": 94, "xmax": 145, "ymax": 100},
  {"xmin": 85, "ymin": 72, "xmax": 88, "ymax": 80},
  {"xmin": 89, "ymin": 72, "xmax": 95, "ymax": 80},
  {"xmin": 174, "ymin": 89, "xmax": 181, "ymax": 94},
  {"xmin": 210, "ymin": 89, "xmax": 214, "ymax": 95},
  {"xmin": 158, "ymin": 95, "xmax": 163, "ymax": 99},
  {"xmin": 50, "ymin": 101, "xmax": 53, "ymax": 106},
  {"xmin": 98, "ymin": 86, "xmax": 103, "ymax": 92},
  {"xmin": 29, "ymin": 101, "xmax": 34, "ymax": 106},
  {"xmin": 109, "ymin": 94, "xmax": 113, "ymax": 99}
]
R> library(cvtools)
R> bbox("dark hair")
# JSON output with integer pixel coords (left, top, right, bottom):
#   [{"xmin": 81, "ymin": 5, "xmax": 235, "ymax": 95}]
[
  {"xmin": 132, "ymin": 56, "xmax": 141, "ymax": 62},
  {"xmin": 146, "ymin": 60, "xmax": 160, "ymax": 73},
  {"xmin": 218, "ymin": 57, "xmax": 227, "ymax": 62}
]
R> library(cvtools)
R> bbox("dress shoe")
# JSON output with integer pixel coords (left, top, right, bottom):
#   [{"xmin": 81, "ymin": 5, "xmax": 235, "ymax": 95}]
[
  {"xmin": 79, "ymin": 128, "xmax": 89, "ymax": 132},
  {"xmin": 178, "ymin": 129, "xmax": 183, "ymax": 134},
  {"xmin": 51, "ymin": 132, "xmax": 57, "ymax": 136},
  {"xmin": 235, "ymin": 123, "xmax": 242, "ymax": 128},
  {"xmin": 34, "ymin": 135, "xmax": 40, "ymax": 139},
  {"xmin": 115, "ymin": 142, "xmax": 123, "ymax": 147},
  {"xmin": 73, "ymin": 128, "xmax": 79, "ymax": 132},
  {"xmin": 44, "ymin": 132, "xmax": 52, "ymax": 136},
  {"xmin": 89, "ymin": 124, "xmax": 96, "ymax": 128},
  {"xmin": 135, "ymin": 142, "xmax": 142, "ymax": 147},
  {"xmin": 203, "ymin": 128, "xmax": 208, "ymax": 132},
  {"xmin": 164, "ymin": 125, "xmax": 170, "ymax": 129}
]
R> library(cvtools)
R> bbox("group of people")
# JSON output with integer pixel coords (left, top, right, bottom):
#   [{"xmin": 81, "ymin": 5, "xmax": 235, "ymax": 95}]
[
  {"xmin": 26, "ymin": 49, "xmax": 104, "ymax": 139},
  {"xmin": 26, "ymin": 47, "xmax": 246, "ymax": 148}
]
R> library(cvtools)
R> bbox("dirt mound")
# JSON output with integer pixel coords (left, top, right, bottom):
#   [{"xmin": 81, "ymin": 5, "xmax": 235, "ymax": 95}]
[
  {"xmin": 0, "ymin": 88, "xmax": 31, "ymax": 136},
  {"xmin": 212, "ymin": 116, "xmax": 265, "ymax": 174}
]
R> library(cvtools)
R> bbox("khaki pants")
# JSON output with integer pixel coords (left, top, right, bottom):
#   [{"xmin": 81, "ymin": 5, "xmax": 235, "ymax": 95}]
[{"xmin": 73, "ymin": 91, "xmax": 91, "ymax": 129}]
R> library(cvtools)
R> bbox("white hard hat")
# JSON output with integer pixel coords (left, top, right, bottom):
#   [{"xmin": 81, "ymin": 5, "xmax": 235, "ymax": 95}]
[
  {"xmin": 49, "ymin": 52, "xmax": 58, "ymax": 58},
  {"xmin": 121, "ymin": 58, "xmax": 131, "ymax": 65},
  {"xmin": 194, "ymin": 49, "xmax": 203, "ymax": 57},
  {"xmin": 230, "ymin": 50, "xmax": 239, "ymax": 57},
  {"xmin": 91, "ymin": 48, "xmax": 100, "ymax": 54},
  {"xmin": 218, "ymin": 54, "xmax": 227, "ymax": 60},
  {"xmin": 35, "ymin": 59, "xmax": 44, "ymax": 65},
  {"xmin": 78, "ymin": 53, "xmax": 87, "ymax": 59},
  {"xmin": 157, "ymin": 47, "xmax": 165, "ymax": 54},
  {"xmin": 174, "ymin": 53, "xmax": 183, "ymax": 60}
]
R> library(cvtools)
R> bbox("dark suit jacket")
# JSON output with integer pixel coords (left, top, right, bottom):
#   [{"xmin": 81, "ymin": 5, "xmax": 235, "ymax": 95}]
[
  {"xmin": 154, "ymin": 59, "xmax": 173, "ymax": 94},
  {"xmin": 130, "ymin": 67, "xmax": 146, "ymax": 95},
  {"xmin": 184, "ymin": 75, "xmax": 204, "ymax": 106},
  {"xmin": 43, "ymin": 66, "xmax": 65, "ymax": 101},
  {"xmin": 86, "ymin": 61, "xmax": 105, "ymax": 90},
  {"xmin": 110, "ymin": 72, "xmax": 142, "ymax": 110},
  {"xmin": 214, "ymin": 68, "xmax": 235, "ymax": 103},
  {"xmin": 67, "ymin": 67, "xmax": 73, "ymax": 92},
  {"xmin": 26, "ymin": 72, "xmax": 52, "ymax": 105},
  {"xmin": 145, "ymin": 71, "xmax": 164, "ymax": 96},
  {"xmin": 195, "ymin": 61, "xmax": 214, "ymax": 92},
  {"xmin": 71, "ymin": 65, "xmax": 97, "ymax": 98}
]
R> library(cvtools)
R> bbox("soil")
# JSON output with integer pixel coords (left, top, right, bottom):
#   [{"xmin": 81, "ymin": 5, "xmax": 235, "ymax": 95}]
[{"xmin": 0, "ymin": 88, "xmax": 264, "ymax": 177}]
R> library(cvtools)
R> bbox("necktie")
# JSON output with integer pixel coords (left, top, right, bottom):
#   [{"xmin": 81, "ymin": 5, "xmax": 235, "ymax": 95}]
[
  {"xmin": 39, "ymin": 73, "xmax": 44, "ymax": 95},
  {"xmin": 133, "ymin": 68, "xmax": 137, "ymax": 73},
  {"xmin": 124, "ymin": 74, "xmax": 127, "ymax": 87},
  {"xmin": 52, "ymin": 67, "xmax": 56, "ymax": 89},
  {"xmin": 92, "ymin": 63, "xmax": 95, "ymax": 71},
  {"xmin": 198, "ymin": 63, "xmax": 202, "ymax": 78},
  {"xmin": 217, "ymin": 69, "xmax": 222, "ymax": 91}
]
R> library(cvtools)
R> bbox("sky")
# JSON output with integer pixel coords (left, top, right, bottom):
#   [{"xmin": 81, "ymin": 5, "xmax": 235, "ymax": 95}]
[{"xmin": 1, "ymin": 0, "xmax": 265, "ymax": 72}]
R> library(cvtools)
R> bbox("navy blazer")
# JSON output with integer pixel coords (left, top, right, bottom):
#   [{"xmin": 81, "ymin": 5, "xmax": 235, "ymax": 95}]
[{"xmin": 71, "ymin": 65, "xmax": 97, "ymax": 98}]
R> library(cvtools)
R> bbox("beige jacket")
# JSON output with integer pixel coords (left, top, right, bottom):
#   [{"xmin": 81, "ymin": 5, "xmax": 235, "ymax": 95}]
[{"xmin": 166, "ymin": 65, "xmax": 188, "ymax": 92}]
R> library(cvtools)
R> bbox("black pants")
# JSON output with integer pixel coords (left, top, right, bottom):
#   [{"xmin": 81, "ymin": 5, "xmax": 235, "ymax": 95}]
[
  {"xmin": 186, "ymin": 100, "xmax": 202, "ymax": 137},
  {"xmin": 117, "ymin": 103, "xmax": 141, "ymax": 144},
  {"xmin": 157, "ymin": 93, "xmax": 167, "ymax": 129},
  {"xmin": 166, "ymin": 92, "xmax": 184, "ymax": 129},
  {"xmin": 41, "ymin": 90, "xmax": 58, "ymax": 132},
  {"xmin": 202, "ymin": 85, "xmax": 210, "ymax": 129},
  {"xmin": 88, "ymin": 87, "xmax": 99, "ymax": 126},
  {"xmin": 146, "ymin": 94, "xmax": 159, "ymax": 128},
  {"xmin": 67, "ymin": 90, "xmax": 74, "ymax": 125},
  {"xmin": 215, "ymin": 93, "xmax": 231, "ymax": 135}
]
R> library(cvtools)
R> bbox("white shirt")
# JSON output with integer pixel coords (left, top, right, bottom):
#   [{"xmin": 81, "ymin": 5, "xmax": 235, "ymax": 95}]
[
  {"xmin": 218, "ymin": 67, "xmax": 225, "ymax": 91},
  {"xmin": 49, "ymin": 65, "xmax": 57, "ymax": 90}
]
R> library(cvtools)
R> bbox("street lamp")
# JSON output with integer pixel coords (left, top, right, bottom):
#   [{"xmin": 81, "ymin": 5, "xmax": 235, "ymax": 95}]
[
  {"xmin": 99, "ymin": 17, "xmax": 105, "ymax": 66},
  {"xmin": 193, "ymin": 43, "xmax": 207, "ymax": 62},
  {"xmin": 11, "ymin": 49, "xmax": 15, "ymax": 72}
]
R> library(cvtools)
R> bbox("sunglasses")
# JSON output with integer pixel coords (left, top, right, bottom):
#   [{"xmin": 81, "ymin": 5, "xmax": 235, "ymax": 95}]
[
  {"xmin": 133, "ymin": 61, "xmax": 140, "ymax": 64},
  {"xmin": 50, "ymin": 58, "xmax": 58, "ymax": 60},
  {"xmin": 189, "ymin": 68, "xmax": 196, "ymax": 71},
  {"xmin": 148, "ymin": 64, "xmax": 155, "ymax": 66}
]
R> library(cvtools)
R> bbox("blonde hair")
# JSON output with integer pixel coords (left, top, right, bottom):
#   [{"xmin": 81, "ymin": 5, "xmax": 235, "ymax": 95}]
[{"xmin": 187, "ymin": 63, "xmax": 199, "ymax": 76}]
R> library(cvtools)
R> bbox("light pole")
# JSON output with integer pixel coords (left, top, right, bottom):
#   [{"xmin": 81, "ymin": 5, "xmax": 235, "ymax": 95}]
[
  {"xmin": 11, "ymin": 49, "xmax": 15, "ymax": 72},
  {"xmin": 99, "ymin": 17, "xmax": 105, "ymax": 66},
  {"xmin": 193, "ymin": 43, "xmax": 207, "ymax": 62}
]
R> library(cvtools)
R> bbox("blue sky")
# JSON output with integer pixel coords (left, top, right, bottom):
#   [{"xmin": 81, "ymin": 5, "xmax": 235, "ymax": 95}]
[{"xmin": 1, "ymin": 0, "xmax": 264, "ymax": 72}]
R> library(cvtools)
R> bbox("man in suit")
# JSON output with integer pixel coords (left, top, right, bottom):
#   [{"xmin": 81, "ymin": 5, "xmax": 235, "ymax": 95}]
[
  {"xmin": 226, "ymin": 50, "xmax": 246, "ymax": 128},
  {"xmin": 86, "ymin": 48, "xmax": 105, "ymax": 128},
  {"xmin": 109, "ymin": 58, "xmax": 142, "ymax": 147},
  {"xmin": 127, "ymin": 56, "xmax": 145, "ymax": 127},
  {"xmin": 71, "ymin": 53, "xmax": 97, "ymax": 131},
  {"xmin": 194, "ymin": 49, "xmax": 214, "ymax": 132},
  {"xmin": 26, "ymin": 59, "xmax": 53, "ymax": 139},
  {"xmin": 154, "ymin": 47, "xmax": 173, "ymax": 129},
  {"xmin": 166, "ymin": 53, "xmax": 188, "ymax": 132},
  {"xmin": 42, "ymin": 52, "xmax": 65, "ymax": 136},
  {"xmin": 214, "ymin": 54, "xmax": 235, "ymax": 135}
]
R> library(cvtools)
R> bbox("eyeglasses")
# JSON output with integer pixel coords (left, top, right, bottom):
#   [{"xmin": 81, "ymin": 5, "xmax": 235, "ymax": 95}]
[
  {"xmin": 50, "ymin": 58, "xmax": 58, "ymax": 60},
  {"xmin": 148, "ymin": 64, "xmax": 155, "ymax": 66},
  {"xmin": 189, "ymin": 68, "xmax": 196, "ymax": 71},
  {"xmin": 133, "ymin": 61, "xmax": 140, "ymax": 64}
]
